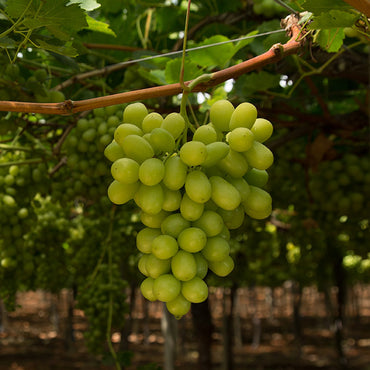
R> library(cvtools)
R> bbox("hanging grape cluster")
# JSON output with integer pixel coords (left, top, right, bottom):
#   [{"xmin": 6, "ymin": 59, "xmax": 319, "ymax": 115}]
[{"xmin": 104, "ymin": 100, "xmax": 274, "ymax": 318}]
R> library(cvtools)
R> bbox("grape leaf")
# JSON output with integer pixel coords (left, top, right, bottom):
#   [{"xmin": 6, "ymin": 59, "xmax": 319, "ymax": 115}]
[
  {"xmin": 308, "ymin": 10, "xmax": 358, "ymax": 30},
  {"xmin": 302, "ymin": 0, "xmax": 352, "ymax": 14},
  {"xmin": 0, "ymin": 36, "xmax": 16, "ymax": 48},
  {"xmin": 36, "ymin": 39, "xmax": 78, "ymax": 57},
  {"xmin": 314, "ymin": 28, "xmax": 345, "ymax": 52},
  {"xmin": 67, "ymin": 0, "xmax": 101, "ymax": 11},
  {"xmin": 165, "ymin": 58, "xmax": 202, "ymax": 84},
  {"xmin": 190, "ymin": 35, "xmax": 235, "ymax": 68},
  {"xmin": 85, "ymin": 15, "xmax": 116, "ymax": 36},
  {"xmin": 235, "ymin": 71, "xmax": 280, "ymax": 97}
]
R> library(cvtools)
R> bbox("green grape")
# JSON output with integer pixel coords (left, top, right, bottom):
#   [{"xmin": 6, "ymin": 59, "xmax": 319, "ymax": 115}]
[
  {"xmin": 229, "ymin": 102, "xmax": 257, "ymax": 130},
  {"xmin": 49, "ymin": 90, "xmax": 65, "ymax": 103},
  {"xmin": 209, "ymin": 176, "xmax": 241, "ymax": 211},
  {"xmin": 135, "ymin": 183, "xmax": 163, "ymax": 215},
  {"xmin": 161, "ymin": 213, "xmax": 191, "ymax": 238},
  {"xmin": 145, "ymin": 254, "xmax": 171, "ymax": 278},
  {"xmin": 251, "ymin": 118, "xmax": 273, "ymax": 143},
  {"xmin": 107, "ymin": 115, "xmax": 120, "ymax": 127},
  {"xmin": 245, "ymin": 168, "xmax": 269, "ymax": 187},
  {"xmin": 142, "ymin": 112, "xmax": 163, "ymax": 133},
  {"xmin": 136, "ymin": 228, "xmax": 162, "ymax": 254},
  {"xmin": 218, "ymin": 225, "xmax": 231, "ymax": 240},
  {"xmin": 201, "ymin": 236, "xmax": 230, "ymax": 262},
  {"xmin": 166, "ymin": 293, "xmax": 191, "ymax": 318},
  {"xmin": 107, "ymin": 180, "xmax": 139, "ymax": 205},
  {"xmin": 152, "ymin": 234, "xmax": 179, "ymax": 259},
  {"xmin": 114, "ymin": 124, "xmax": 143, "ymax": 146},
  {"xmin": 177, "ymin": 227, "xmax": 207, "ymax": 253},
  {"xmin": 121, "ymin": 134, "xmax": 154, "ymax": 164},
  {"xmin": 163, "ymin": 155, "xmax": 188, "ymax": 190},
  {"xmin": 181, "ymin": 277, "xmax": 208, "ymax": 303},
  {"xmin": 153, "ymin": 274, "xmax": 181, "ymax": 302},
  {"xmin": 161, "ymin": 113, "xmax": 185, "ymax": 139},
  {"xmin": 243, "ymin": 186, "xmax": 272, "ymax": 219},
  {"xmin": 171, "ymin": 250, "xmax": 197, "ymax": 281},
  {"xmin": 138, "ymin": 254, "xmax": 150, "ymax": 276},
  {"xmin": 141, "ymin": 210, "xmax": 170, "ymax": 228},
  {"xmin": 243, "ymin": 141, "xmax": 274, "ymax": 170},
  {"xmin": 193, "ymin": 124, "xmax": 218, "ymax": 144},
  {"xmin": 149, "ymin": 127, "xmax": 176, "ymax": 154},
  {"xmin": 210, "ymin": 99, "xmax": 234, "ymax": 132},
  {"xmin": 139, "ymin": 158, "xmax": 165, "ymax": 186},
  {"xmin": 202, "ymin": 142, "xmax": 230, "ymax": 168},
  {"xmin": 185, "ymin": 170, "xmax": 211, "ymax": 204},
  {"xmin": 123, "ymin": 102, "xmax": 148, "ymax": 128},
  {"xmin": 227, "ymin": 127, "xmax": 254, "ymax": 152},
  {"xmin": 179, "ymin": 141, "xmax": 207, "ymax": 167},
  {"xmin": 194, "ymin": 253, "xmax": 208, "ymax": 279},
  {"xmin": 218, "ymin": 149, "xmax": 248, "ymax": 178},
  {"xmin": 208, "ymin": 255, "xmax": 234, "ymax": 277},
  {"xmin": 82, "ymin": 128, "xmax": 97, "ymax": 142},
  {"xmin": 193, "ymin": 210, "xmax": 224, "ymax": 237},
  {"xmin": 227, "ymin": 177, "xmax": 251, "ymax": 202},
  {"xmin": 162, "ymin": 188, "xmax": 182, "ymax": 212},
  {"xmin": 180, "ymin": 193, "xmax": 204, "ymax": 221},
  {"xmin": 140, "ymin": 277, "xmax": 157, "ymax": 301},
  {"xmin": 218, "ymin": 205, "xmax": 245, "ymax": 229},
  {"xmin": 111, "ymin": 158, "xmax": 140, "ymax": 184}
]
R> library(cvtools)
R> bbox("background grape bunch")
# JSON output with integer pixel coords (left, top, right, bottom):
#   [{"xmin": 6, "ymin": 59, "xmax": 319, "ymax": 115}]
[{"xmin": 105, "ymin": 100, "xmax": 274, "ymax": 318}]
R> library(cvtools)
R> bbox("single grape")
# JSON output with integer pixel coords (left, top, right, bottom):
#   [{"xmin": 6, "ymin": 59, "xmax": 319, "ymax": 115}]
[
  {"xmin": 163, "ymin": 155, "xmax": 188, "ymax": 190},
  {"xmin": 177, "ymin": 227, "xmax": 207, "ymax": 253},
  {"xmin": 229, "ymin": 102, "xmax": 257, "ymax": 130},
  {"xmin": 209, "ymin": 176, "xmax": 241, "ymax": 211},
  {"xmin": 161, "ymin": 113, "xmax": 185, "ymax": 139},
  {"xmin": 121, "ymin": 134, "xmax": 154, "ymax": 164},
  {"xmin": 166, "ymin": 293, "xmax": 191, "ymax": 318},
  {"xmin": 123, "ymin": 102, "xmax": 148, "ymax": 128},
  {"xmin": 107, "ymin": 180, "xmax": 139, "ymax": 205},
  {"xmin": 243, "ymin": 141, "xmax": 274, "ymax": 170},
  {"xmin": 194, "ymin": 253, "xmax": 208, "ymax": 279},
  {"xmin": 139, "ymin": 158, "xmax": 165, "ymax": 186},
  {"xmin": 114, "ymin": 123, "xmax": 143, "ymax": 146},
  {"xmin": 202, "ymin": 142, "xmax": 230, "ymax": 168},
  {"xmin": 181, "ymin": 277, "xmax": 208, "ymax": 303},
  {"xmin": 111, "ymin": 158, "xmax": 140, "ymax": 184},
  {"xmin": 218, "ymin": 205, "xmax": 245, "ymax": 229},
  {"xmin": 152, "ymin": 234, "xmax": 179, "ymax": 260},
  {"xmin": 243, "ymin": 185, "xmax": 272, "ymax": 219},
  {"xmin": 153, "ymin": 274, "xmax": 181, "ymax": 302},
  {"xmin": 162, "ymin": 188, "xmax": 182, "ymax": 212},
  {"xmin": 180, "ymin": 141, "xmax": 207, "ymax": 167},
  {"xmin": 245, "ymin": 168, "xmax": 269, "ymax": 187},
  {"xmin": 142, "ymin": 112, "xmax": 163, "ymax": 133},
  {"xmin": 135, "ymin": 183, "xmax": 163, "ymax": 215},
  {"xmin": 136, "ymin": 228, "xmax": 162, "ymax": 254},
  {"xmin": 145, "ymin": 254, "xmax": 171, "ymax": 278},
  {"xmin": 171, "ymin": 250, "xmax": 197, "ymax": 281},
  {"xmin": 180, "ymin": 193, "xmax": 204, "ymax": 221},
  {"xmin": 218, "ymin": 149, "xmax": 248, "ymax": 178},
  {"xmin": 193, "ymin": 124, "xmax": 218, "ymax": 144},
  {"xmin": 208, "ymin": 255, "xmax": 234, "ymax": 277},
  {"xmin": 160, "ymin": 213, "xmax": 191, "ymax": 238},
  {"xmin": 185, "ymin": 170, "xmax": 211, "ymax": 204},
  {"xmin": 140, "ymin": 277, "xmax": 157, "ymax": 301},
  {"xmin": 227, "ymin": 127, "xmax": 254, "ymax": 152},
  {"xmin": 210, "ymin": 100, "xmax": 234, "ymax": 132},
  {"xmin": 201, "ymin": 236, "xmax": 230, "ymax": 262},
  {"xmin": 193, "ymin": 210, "xmax": 224, "ymax": 237},
  {"xmin": 251, "ymin": 118, "xmax": 273, "ymax": 143},
  {"xmin": 149, "ymin": 127, "xmax": 176, "ymax": 154},
  {"xmin": 141, "ymin": 210, "xmax": 170, "ymax": 228}
]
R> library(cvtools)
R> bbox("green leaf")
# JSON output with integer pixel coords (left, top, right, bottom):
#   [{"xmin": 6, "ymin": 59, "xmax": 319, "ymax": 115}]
[
  {"xmin": 6, "ymin": 0, "xmax": 35, "ymax": 18},
  {"xmin": 308, "ymin": 10, "xmax": 358, "ymax": 30},
  {"xmin": 85, "ymin": 15, "xmax": 116, "ymax": 36},
  {"xmin": 235, "ymin": 71, "xmax": 280, "ymax": 97},
  {"xmin": 314, "ymin": 28, "xmax": 345, "ymax": 52},
  {"xmin": 0, "ymin": 36, "xmax": 16, "ymax": 48},
  {"xmin": 138, "ymin": 68, "xmax": 166, "ymax": 86},
  {"xmin": 165, "ymin": 58, "xmax": 202, "ymax": 84},
  {"xmin": 36, "ymin": 39, "xmax": 78, "ymax": 57},
  {"xmin": 303, "ymin": 0, "xmax": 352, "ymax": 14},
  {"xmin": 190, "ymin": 35, "xmax": 235, "ymax": 68},
  {"xmin": 67, "ymin": 0, "xmax": 101, "ymax": 11}
]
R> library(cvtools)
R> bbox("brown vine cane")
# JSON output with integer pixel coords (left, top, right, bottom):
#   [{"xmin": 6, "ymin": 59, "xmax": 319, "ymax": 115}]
[{"xmin": 0, "ymin": 15, "xmax": 304, "ymax": 116}]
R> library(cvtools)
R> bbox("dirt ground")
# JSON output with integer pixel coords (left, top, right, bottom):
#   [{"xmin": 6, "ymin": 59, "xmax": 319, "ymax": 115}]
[{"xmin": 0, "ymin": 287, "xmax": 370, "ymax": 370}]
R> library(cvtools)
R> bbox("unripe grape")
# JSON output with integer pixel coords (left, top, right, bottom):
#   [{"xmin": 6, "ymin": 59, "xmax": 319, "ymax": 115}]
[
  {"xmin": 245, "ymin": 168, "xmax": 269, "ymax": 187},
  {"xmin": 111, "ymin": 158, "xmax": 140, "ymax": 184},
  {"xmin": 194, "ymin": 253, "xmax": 208, "ymax": 279},
  {"xmin": 114, "ymin": 123, "xmax": 143, "ymax": 146},
  {"xmin": 171, "ymin": 250, "xmax": 197, "ymax": 281},
  {"xmin": 202, "ymin": 142, "xmax": 230, "ymax": 168},
  {"xmin": 140, "ymin": 277, "xmax": 157, "ymax": 301},
  {"xmin": 227, "ymin": 127, "xmax": 254, "ymax": 152},
  {"xmin": 185, "ymin": 170, "xmax": 211, "ymax": 204},
  {"xmin": 145, "ymin": 254, "xmax": 171, "ymax": 278},
  {"xmin": 178, "ymin": 227, "xmax": 207, "ymax": 253},
  {"xmin": 208, "ymin": 255, "xmax": 234, "ymax": 277},
  {"xmin": 123, "ymin": 102, "xmax": 148, "ymax": 128},
  {"xmin": 243, "ymin": 185, "xmax": 272, "ymax": 219},
  {"xmin": 138, "ymin": 254, "xmax": 150, "ymax": 276},
  {"xmin": 142, "ymin": 112, "xmax": 163, "ymax": 133},
  {"xmin": 229, "ymin": 102, "xmax": 257, "ymax": 130},
  {"xmin": 210, "ymin": 99, "xmax": 234, "ymax": 132},
  {"xmin": 218, "ymin": 205, "xmax": 245, "ymax": 229},
  {"xmin": 180, "ymin": 193, "xmax": 204, "ymax": 221},
  {"xmin": 139, "ymin": 158, "xmax": 165, "ymax": 186},
  {"xmin": 227, "ymin": 177, "xmax": 251, "ymax": 202},
  {"xmin": 181, "ymin": 277, "xmax": 208, "ymax": 303},
  {"xmin": 149, "ymin": 127, "xmax": 176, "ymax": 154},
  {"xmin": 218, "ymin": 149, "xmax": 248, "ymax": 178},
  {"xmin": 153, "ymin": 274, "xmax": 181, "ymax": 302},
  {"xmin": 152, "ymin": 234, "xmax": 178, "ymax": 260},
  {"xmin": 161, "ymin": 113, "xmax": 185, "ymax": 139},
  {"xmin": 193, "ymin": 124, "xmax": 218, "ymax": 144},
  {"xmin": 243, "ymin": 141, "xmax": 274, "ymax": 170},
  {"xmin": 135, "ymin": 183, "xmax": 163, "ymax": 215},
  {"xmin": 166, "ymin": 294, "xmax": 191, "ymax": 318},
  {"xmin": 108, "ymin": 180, "xmax": 139, "ymax": 205},
  {"xmin": 136, "ymin": 228, "xmax": 162, "ymax": 254},
  {"xmin": 121, "ymin": 135, "xmax": 154, "ymax": 164},
  {"xmin": 209, "ymin": 176, "xmax": 241, "ymax": 211},
  {"xmin": 163, "ymin": 155, "xmax": 188, "ymax": 190},
  {"xmin": 251, "ymin": 118, "xmax": 273, "ymax": 142},
  {"xmin": 162, "ymin": 187, "xmax": 182, "ymax": 212},
  {"xmin": 141, "ymin": 210, "xmax": 170, "ymax": 228},
  {"xmin": 193, "ymin": 210, "xmax": 224, "ymax": 237},
  {"xmin": 201, "ymin": 236, "xmax": 230, "ymax": 262},
  {"xmin": 180, "ymin": 141, "xmax": 208, "ymax": 167},
  {"xmin": 161, "ymin": 213, "xmax": 191, "ymax": 238}
]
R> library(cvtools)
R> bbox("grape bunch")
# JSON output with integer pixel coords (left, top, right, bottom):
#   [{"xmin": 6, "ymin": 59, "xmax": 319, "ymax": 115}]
[{"xmin": 104, "ymin": 100, "xmax": 274, "ymax": 318}]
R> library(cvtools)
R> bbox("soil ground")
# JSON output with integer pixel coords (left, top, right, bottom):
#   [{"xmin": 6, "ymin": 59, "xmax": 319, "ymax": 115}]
[{"xmin": 0, "ymin": 286, "xmax": 369, "ymax": 370}]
